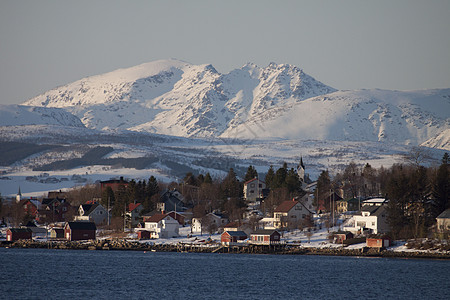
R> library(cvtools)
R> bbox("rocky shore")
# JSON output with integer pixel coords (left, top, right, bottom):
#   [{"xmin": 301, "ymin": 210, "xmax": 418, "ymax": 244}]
[{"xmin": 2, "ymin": 239, "xmax": 449, "ymax": 259}]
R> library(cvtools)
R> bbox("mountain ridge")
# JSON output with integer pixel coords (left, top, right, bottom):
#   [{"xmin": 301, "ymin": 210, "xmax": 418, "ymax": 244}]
[{"xmin": 18, "ymin": 59, "xmax": 450, "ymax": 150}]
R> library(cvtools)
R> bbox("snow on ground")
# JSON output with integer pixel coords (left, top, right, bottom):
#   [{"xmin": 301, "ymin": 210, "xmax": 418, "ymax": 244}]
[
  {"xmin": 0, "ymin": 165, "xmax": 174, "ymax": 198},
  {"xmin": 125, "ymin": 224, "xmax": 366, "ymax": 249}
]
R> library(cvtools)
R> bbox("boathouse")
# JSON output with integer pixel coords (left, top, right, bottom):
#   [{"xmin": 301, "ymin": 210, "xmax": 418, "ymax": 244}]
[
  {"xmin": 64, "ymin": 221, "xmax": 96, "ymax": 241},
  {"xmin": 221, "ymin": 231, "xmax": 248, "ymax": 246},
  {"xmin": 6, "ymin": 228, "xmax": 32, "ymax": 241},
  {"xmin": 250, "ymin": 229, "xmax": 281, "ymax": 245},
  {"xmin": 366, "ymin": 235, "xmax": 391, "ymax": 248}
]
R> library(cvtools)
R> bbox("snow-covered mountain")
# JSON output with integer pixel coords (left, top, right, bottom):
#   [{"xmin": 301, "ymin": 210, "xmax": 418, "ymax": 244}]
[
  {"xmin": 21, "ymin": 59, "xmax": 449, "ymax": 149},
  {"xmin": 23, "ymin": 59, "xmax": 336, "ymax": 137},
  {"xmin": 222, "ymin": 89, "xmax": 450, "ymax": 147},
  {"xmin": 0, "ymin": 104, "xmax": 85, "ymax": 127}
]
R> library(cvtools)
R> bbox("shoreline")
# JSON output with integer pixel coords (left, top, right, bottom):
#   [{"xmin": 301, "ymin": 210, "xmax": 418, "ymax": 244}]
[{"xmin": 2, "ymin": 240, "xmax": 449, "ymax": 260}]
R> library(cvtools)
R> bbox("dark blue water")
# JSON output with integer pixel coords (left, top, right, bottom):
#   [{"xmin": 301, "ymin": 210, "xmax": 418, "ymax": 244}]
[{"xmin": 1, "ymin": 248, "xmax": 449, "ymax": 299}]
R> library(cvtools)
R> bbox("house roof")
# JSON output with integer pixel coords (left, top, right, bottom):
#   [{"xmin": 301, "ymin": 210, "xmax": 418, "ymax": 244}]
[
  {"xmin": 274, "ymin": 200, "xmax": 298, "ymax": 213},
  {"xmin": 159, "ymin": 189, "xmax": 188, "ymax": 212},
  {"xmin": 223, "ymin": 231, "xmax": 247, "ymax": 237},
  {"xmin": 80, "ymin": 203, "xmax": 101, "ymax": 216},
  {"xmin": 66, "ymin": 221, "xmax": 96, "ymax": 230},
  {"xmin": 363, "ymin": 198, "xmax": 387, "ymax": 204},
  {"xmin": 244, "ymin": 178, "xmax": 265, "ymax": 185},
  {"xmin": 224, "ymin": 221, "xmax": 240, "ymax": 228},
  {"xmin": 128, "ymin": 203, "xmax": 142, "ymax": 212},
  {"xmin": 372, "ymin": 205, "xmax": 387, "ymax": 217},
  {"xmin": 335, "ymin": 230, "xmax": 353, "ymax": 235},
  {"xmin": 437, "ymin": 208, "xmax": 450, "ymax": 219},
  {"xmin": 8, "ymin": 228, "xmax": 32, "ymax": 233},
  {"xmin": 361, "ymin": 206, "xmax": 379, "ymax": 214},
  {"xmin": 251, "ymin": 229, "xmax": 279, "ymax": 235},
  {"xmin": 209, "ymin": 212, "xmax": 228, "ymax": 219},
  {"xmin": 144, "ymin": 213, "xmax": 170, "ymax": 223},
  {"xmin": 42, "ymin": 197, "xmax": 64, "ymax": 206}
]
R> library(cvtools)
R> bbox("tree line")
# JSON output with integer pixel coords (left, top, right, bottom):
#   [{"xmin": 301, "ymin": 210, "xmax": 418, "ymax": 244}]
[{"xmin": 315, "ymin": 153, "xmax": 449, "ymax": 239}]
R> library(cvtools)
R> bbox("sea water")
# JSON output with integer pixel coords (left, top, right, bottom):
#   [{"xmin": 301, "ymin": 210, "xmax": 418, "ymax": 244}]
[{"xmin": 0, "ymin": 248, "xmax": 449, "ymax": 299}]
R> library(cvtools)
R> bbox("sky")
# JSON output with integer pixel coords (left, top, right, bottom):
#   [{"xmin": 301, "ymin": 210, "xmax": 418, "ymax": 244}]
[{"xmin": 1, "ymin": 0, "xmax": 449, "ymax": 105}]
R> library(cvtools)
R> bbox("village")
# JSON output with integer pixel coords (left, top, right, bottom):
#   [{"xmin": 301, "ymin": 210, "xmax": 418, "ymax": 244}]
[{"xmin": 1, "ymin": 156, "xmax": 449, "ymax": 257}]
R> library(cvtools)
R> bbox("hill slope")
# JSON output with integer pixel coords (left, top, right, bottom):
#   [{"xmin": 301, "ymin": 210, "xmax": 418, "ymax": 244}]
[{"xmin": 0, "ymin": 104, "xmax": 85, "ymax": 127}]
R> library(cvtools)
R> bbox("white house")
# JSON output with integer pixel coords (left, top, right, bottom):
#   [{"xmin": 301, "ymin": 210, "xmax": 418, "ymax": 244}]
[
  {"xmin": 243, "ymin": 178, "xmax": 266, "ymax": 202},
  {"xmin": 436, "ymin": 208, "xmax": 450, "ymax": 233},
  {"xmin": 144, "ymin": 213, "xmax": 179, "ymax": 238},
  {"xmin": 191, "ymin": 212, "xmax": 229, "ymax": 234},
  {"xmin": 353, "ymin": 205, "xmax": 389, "ymax": 234},
  {"xmin": 75, "ymin": 203, "xmax": 108, "ymax": 225},
  {"xmin": 273, "ymin": 199, "xmax": 313, "ymax": 229}
]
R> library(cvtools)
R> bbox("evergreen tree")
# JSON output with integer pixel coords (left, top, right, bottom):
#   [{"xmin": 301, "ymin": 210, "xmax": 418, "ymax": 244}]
[
  {"xmin": 442, "ymin": 152, "xmax": 449, "ymax": 164},
  {"xmin": 204, "ymin": 173, "xmax": 213, "ymax": 184},
  {"xmin": 244, "ymin": 165, "xmax": 258, "ymax": 182},
  {"xmin": 286, "ymin": 168, "xmax": 301, "ymax": 193},
  {"xmin": 273, "ymin": 163, "xmax": 288, "ymax": 189},
  {"xmin": 142, "ymin": 176, "xmax": 159, "ymax": 213},
  {"xmin": 385, "ymin": 166, "xmax": 410, "ymax": 239},
  {"xmin": 222, "ymin": 168, "xmax": 241, "ymax": 198},
  {"xmin": 197, "ymin": 174, "xmax": 205, "ymax": 186},
  {"xmin": 316, "ymin": 170, "xmax": 331, "ymax": 212},
  {"xmin": 101, "ymin": 186, "xmax": 115, "ymax": 209},
  {"xmin": 126, "ymin": 179, "xmax": 137, "ymax": 204},
  {"xmin": 184, "ymin": 172, "xmax": 197, "ymax": 186},
  {"xmin": 147, "ymin": 176, "xmax": 159, "ymax": 197},
  {"xmin": 112, "ymin": 184, "xmax": 127, "ymax": 217},
  {"xmin": 265, "ymin": 166, "xmax": 275, "ymax": 189},
  {"xmin": 432, "ymin": 154, "xmax": 449, "ymax": 215}
]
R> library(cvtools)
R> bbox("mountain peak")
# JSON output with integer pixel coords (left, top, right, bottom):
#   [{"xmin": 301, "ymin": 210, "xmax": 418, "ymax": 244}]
[{"xmin": 19, "ymin": 59, "xmax": 449, "ymax": 149}]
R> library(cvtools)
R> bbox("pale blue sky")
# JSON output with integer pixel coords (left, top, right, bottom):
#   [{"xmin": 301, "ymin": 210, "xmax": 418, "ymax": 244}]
[{"xmin": 1, "ymin": 0, "xmax": 449, "ymax": 105}]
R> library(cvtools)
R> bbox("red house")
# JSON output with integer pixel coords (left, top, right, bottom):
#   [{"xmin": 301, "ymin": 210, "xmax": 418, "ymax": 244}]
[
  {"xmin": 221, "ymin": 231, "xmax": 248, "ymax": 246},
  {"xmin": 19, "ymin": 199, "xmax": 40, "ymax": 219},
  {"xmin": 6, "ymin": 228, "xmax": 32, "ymax": 241},
  {"xmin": 366, "ymin": 235, "xmax": 391, "ymax": 248},
  {"xmin": 250, "ymin": 229, "xmax": 281, "ymax": 245},
  {"xmin": 64, "ymin": 221, "xmax": 96, "ymax": 241}
]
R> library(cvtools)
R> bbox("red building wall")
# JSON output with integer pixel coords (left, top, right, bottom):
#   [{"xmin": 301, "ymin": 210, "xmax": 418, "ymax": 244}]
[
  {"xmin": 7, "ymin": 229, "xmax": 32, "ymax": 241},
  {"xmin": 65, "ymin": 228, "xmax": 96, "ymax": 241}
]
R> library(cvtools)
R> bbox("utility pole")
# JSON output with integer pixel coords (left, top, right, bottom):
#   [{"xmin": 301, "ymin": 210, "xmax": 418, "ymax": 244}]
[
  {"xmin": 107, "ymin": 196, "xmax": 110, "ymax": 229},
  {"xmin": 123, "ymin": 203, "xmax": 126, "ymax": 232}
]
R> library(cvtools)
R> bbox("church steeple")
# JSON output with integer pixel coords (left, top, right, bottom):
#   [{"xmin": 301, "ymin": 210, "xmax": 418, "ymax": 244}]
[
  {"xmin": 297, "ymin": 157, "xmax": 305, "ymax": 182},
  {"xmin": 16, "ymin": 187, "xmax": 22, "ymax": 203}
]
